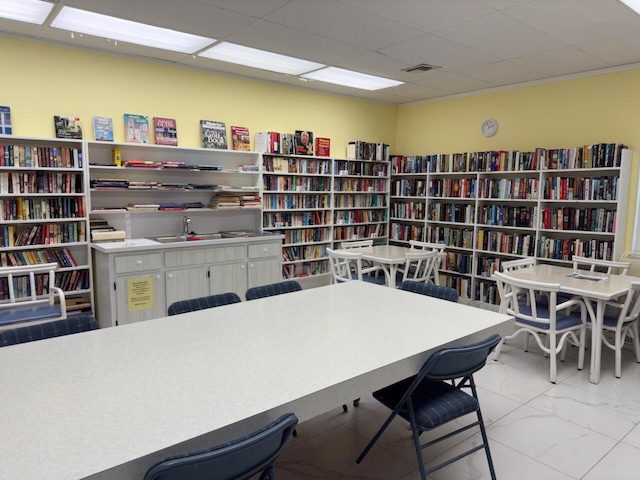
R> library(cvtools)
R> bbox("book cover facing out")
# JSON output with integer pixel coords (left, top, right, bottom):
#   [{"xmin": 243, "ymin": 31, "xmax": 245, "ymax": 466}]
[
  {"xmin": 231, "ymin": 125, "xmax": 251, "ymax": 151},
  {"xmin": 93, "ymin": 116, "xmax": 114, "ymax": 141},
  {"xmin": 201, "ymin": 120, "xmax": 227, "ymax": 149},
  {"xmin": 153, "ymin": 117, "xmax": 178, "ymax": 146},
  {"xmin": 316, "ymin": 137, "xmax": 330, "ymax": 157},
  {"xmin": 124, "ymin": 114, "xmax": 149, "ymax": 144},
  {"xmin": 54, "ymin": 115, "xmax": 83, "ymax": 139},
  {"xmin": 295, "ymin": 130, "xmax": 314, "ymax": 155},
  {"xmin": 0, "ymin": 106, "xmax": 12, "ymax": 135}
]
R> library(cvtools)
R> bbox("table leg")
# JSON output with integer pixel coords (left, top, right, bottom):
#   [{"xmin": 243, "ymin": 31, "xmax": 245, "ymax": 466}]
[{"xmin": 583, "ymin": 297, "xmax": 604, "ymax": 384}]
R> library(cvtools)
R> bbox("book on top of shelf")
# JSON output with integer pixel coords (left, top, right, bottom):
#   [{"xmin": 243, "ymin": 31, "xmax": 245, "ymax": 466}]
[
  {"xmin": 281, "ymin": 133, "xmax": 295, "ymax": 155},
  {"xmin": 201, "ymin": 120, "xmax": 228, "ymax": 149},
  {"xmin": 231, "ymin": 126, "xmax": 251, "ymax": 151},
  {"xmin": 93, "ymin": 116, "xmax": 114, "ymax": 141},
  {"xmin": 0, "ymin": 106, "xmax": 12, "ymax": 135},
  {"xmin": 153, "ymin": 117, "xmax": 178, "ymax": 146},
  {"xmin": 295, "ymin": 130, "xmax": 314, "ymax": 155},
  {"xmin": 124, "ymin": 114, "xmax": 149, "ymax": 144},
  {"xmin": 54, "ymin": 115, "xmax": 83, "ymax": 139},
  {"xmin": 316, "ymin": 137, "xmax": 330, "ymax": 157}
]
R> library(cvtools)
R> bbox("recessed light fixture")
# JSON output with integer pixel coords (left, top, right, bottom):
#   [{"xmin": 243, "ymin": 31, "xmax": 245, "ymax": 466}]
[
  {"xmin": 620, "ymin": 0, "xmax": 640, "ymax": 15},
  {"xmin": 300, "ymin": 67, "xmax": 403, "ymax": 91},
  {"xmin": 199, "ymin": 42, "xmax": 324, "ymax": 75},
  {"xmin": 51, "ymin": 7, "xmax": 215, "ymax": 54},
  {"xmin": 0, "ymin": 0, "xmax": 53, "ymax": 24}
]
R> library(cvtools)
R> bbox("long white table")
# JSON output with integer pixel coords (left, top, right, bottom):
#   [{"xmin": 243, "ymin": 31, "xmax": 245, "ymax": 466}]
[
  {"xmin": 502, "ymin": 263, "xmax": 639, "ymax": 384},
  {"xmin": 0, "ymin": 282, "xmax": 512, "ymax": 480}
]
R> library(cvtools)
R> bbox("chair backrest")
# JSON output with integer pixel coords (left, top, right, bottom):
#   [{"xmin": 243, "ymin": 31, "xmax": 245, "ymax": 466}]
[
  {"xmin": 0, "ymin": 315, "xmax": 99, "ymax": 347},
  {"xmin": 409, "ymin": 240, "xmax": 446, "ymax": 252},
  {"xmin": 167, "ymin": 293, "xmax": 241, "ymax": 316},
  {"xmin": 327, "ymin": 248, "xmax": 363, "ymax": 283},
  {"xmin": 399, "ymin": 280, "xmax": 459, "ymax": 302},
  {"xmin": 341, "ymin": 239, "xmax": 373, "ymax": 249},
  {"xmin": 246, "ymin": 280, "xmax": 302, "ymax": 301},
  {"xmin": 572, "ymin": 255, "xmax": 630, "ymax": 275},
  {"xmin": 501, "ymin": 257, "xmax": 536, "ymax": 272},
  {"xmin": 610, "ymin": 280, "xmax": 640, "ymax": 327},
  {"xmin": 401, "ymin": 251, "xmax": 441, "ymax": 284},
  {"xmin": 493, "ymin": 271, "xmax": 561, "ymax": 325},
  {"xmin": 0, "ymin": 262, "xmax": 64, "ymax": 308},
  {"xmin": 143, "ymin": 413, "xmax": 298, "ymax": 480}
]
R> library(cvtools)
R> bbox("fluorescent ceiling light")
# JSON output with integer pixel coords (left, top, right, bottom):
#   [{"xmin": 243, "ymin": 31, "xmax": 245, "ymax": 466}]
[
  {"xmin": 300, "ymin": 67, "xmax": 403, "ymax": 91},
  {"xmin": 199, "ymin": 42, "xmax": 324, "ymax": 75},
  {"xmin": 620, "ymin": 0, "xmax": 640, "ymax": 14},
  {"xmin": 0, "ymin": 0, "xmax": 53, "ymax": 24},
  {"xmin": 51, "ymin": 7, "xmax": 215, "ymax": 54}
]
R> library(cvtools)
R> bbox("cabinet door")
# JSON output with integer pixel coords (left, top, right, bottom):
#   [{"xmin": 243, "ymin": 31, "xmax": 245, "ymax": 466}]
[
  {"xmin": 115, "ymin": 272, "xmax": 165, "ymax": 325},
  {"xmin": 165, "ymin": 267, "xmax": 209, "ymax": 308},
  {"xmin": 248, "ymin": 257, "xmax": 282, "ymax": 289},
  {"xmin": 209, "ymin": 261, "xmax": 247, "ymax": 299}
]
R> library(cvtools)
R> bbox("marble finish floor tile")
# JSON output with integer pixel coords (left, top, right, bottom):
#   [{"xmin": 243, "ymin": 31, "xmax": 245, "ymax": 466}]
[{"xmin": 582, "ymin": 442, "xmax": 640, "ymax": 480}]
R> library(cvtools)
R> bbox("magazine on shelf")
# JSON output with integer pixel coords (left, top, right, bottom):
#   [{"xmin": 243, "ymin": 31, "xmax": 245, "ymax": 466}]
[
  {"xmin": 93, "ymin": 116, "xmax": 114, "ymax": 141},
  {"xmin": 53, "ymin": 115, "xmax": 83, "ymax": 139},
  {"xmin": 153, "ymin": 117, "xmax": 178, "ymax": 146},
  {"xmin": 200, "ymin": 120, "xmax": 227, "ymax": 149},
  {"xmin": 231, "ymin": 125, "xmax": 251, "ymax": 151},
  {"xmin": 124, "ymin": 113, "xmax": 149, "ymax": 144}
]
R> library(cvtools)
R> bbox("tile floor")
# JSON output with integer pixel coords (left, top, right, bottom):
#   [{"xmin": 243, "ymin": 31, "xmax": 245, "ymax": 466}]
[{"xmin": 273, "ymin": 333, "xmax": 640, "ymax": 479}]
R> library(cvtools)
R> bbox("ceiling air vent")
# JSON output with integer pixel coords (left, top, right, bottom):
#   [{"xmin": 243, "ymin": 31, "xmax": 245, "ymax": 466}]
[{"xmin": 402, "ymin": 64, "xmax": 440, "ymax": 72}]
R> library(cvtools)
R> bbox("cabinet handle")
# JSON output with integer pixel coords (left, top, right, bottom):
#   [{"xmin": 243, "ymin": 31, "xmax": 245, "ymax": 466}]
[
  {"xmin": 155, "ymin": 275, "xmax": 161, "ymax": 280},
  {"xmin": 263, "ymin": 248, "xmax": 268, "ymax": 252},
  {"xmin": 137, "ymin": 260, "xmax": 143, "ymax": 266},
  {"xmin": 249, "ymin": 263, "xmax": 255, "ymax": 269},
  {"xmin": 240, "ymin": 265, "xmax": 245, "ymax": 270},
  {"xmin": 167, "ymin": 273, "xmax": 173, "ymax": 279}
]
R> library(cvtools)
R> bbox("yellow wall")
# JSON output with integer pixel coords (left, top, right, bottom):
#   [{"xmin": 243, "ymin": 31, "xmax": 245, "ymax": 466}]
[
  {"xmin": 396, "ymin": 71, "xmax": 640, "ymax": 249},
  {"xmin": 0, "ymin": 37, "xmax": 397, "ymax": 156}
]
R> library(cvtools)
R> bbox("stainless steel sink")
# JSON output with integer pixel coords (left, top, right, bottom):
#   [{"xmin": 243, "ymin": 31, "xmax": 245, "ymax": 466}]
[{"xmin": 149, "ymin": 233, "xmax": 224, "ymax": 243}]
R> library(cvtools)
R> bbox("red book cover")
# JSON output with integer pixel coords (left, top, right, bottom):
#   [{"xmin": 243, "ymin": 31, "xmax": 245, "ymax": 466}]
[
  {"xmin": 153, "ymin": 117, "xmax": 178, "ymax": 146},
  {"xmin": 231, "ymin": 126, "xmax": 251, "ymax": 151},
  {"xmin": 315, "ymin": 137, "xmax": 330, "ymax": 157}
]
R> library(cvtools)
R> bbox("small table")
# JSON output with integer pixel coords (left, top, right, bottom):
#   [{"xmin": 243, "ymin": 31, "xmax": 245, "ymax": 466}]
[
  {"xmin": 503, "ymin": 263, "xmax": 639, "ymax": 384},
  {"xmin": 340, "ymin": 245, "xmax": 413, "ymax": 287}
]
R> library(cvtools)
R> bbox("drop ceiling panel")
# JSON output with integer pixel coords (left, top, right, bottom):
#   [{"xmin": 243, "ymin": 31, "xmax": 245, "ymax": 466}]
[
  {"xmin": 453, "ymin": 60, "xmax": 550, "ymax": 85},
  {"xmin": 263, "ymin": 0, "xmax": 424, "ymax": 50},
  {"xmin": 511, "ymin": 47, "xmax": 611, "ymax": 76},
  {"xmin": 578, "ymin": 31, "xmax": 640, "ymax": 65},
  {"xmin": 435, "ymin": 12, "xmax": 569, "ymax": 59},
  {"xmin": 412, "ymin": 70, "xmax": 496, "ymax": 94},
  {"xmin": 196, "ymin": 0, "xmax": 293, "ymax": 18}
]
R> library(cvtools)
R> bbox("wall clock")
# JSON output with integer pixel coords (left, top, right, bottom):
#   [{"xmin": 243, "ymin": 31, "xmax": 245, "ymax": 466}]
[{"xmin": 481, "ymin": 118, "xmax": 498, "ymax": 137}]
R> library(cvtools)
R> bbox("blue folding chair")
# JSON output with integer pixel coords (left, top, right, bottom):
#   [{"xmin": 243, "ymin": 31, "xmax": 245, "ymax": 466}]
[
  {"xmin": 399, "ymin": 280, "xmax": 459, "ymax": 302},
  {"xmin": 168, "ymin": 293, "xmax": 241, "ymax": 316},
  {"xmin": 0, "ymin": 315, "xmax": 99, "ymax": 347},
  {"xmin": 144, "ymin": 413, "xmax": 298, "ymax": 480},
  {"xmin": 245, "ymin": 281, "xmax": 302, "ymax": 301},
  {"xmin": 356, "ymin": 334, "xmax": 501, "ymax": 480}
]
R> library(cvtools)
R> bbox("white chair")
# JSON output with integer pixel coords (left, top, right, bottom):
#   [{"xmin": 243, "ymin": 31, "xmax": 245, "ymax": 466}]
[
  {"xmin": 597, "ymin": 280, "xmax": 640, "ymax": 378},
  {"xmin": 400, "ymin": 251, "xmax": 441, "ymax": 286},
  {"xmin": 341, "ymin": 239, "xmax": 373, "ymax": 249},
  {"xmin": 572, "ymin": 256, "xmax": 630, "ymax": 275},
  {"xmin": 493, "ymin": 271, "xmax": 586, "ymax": 383},
  {"xmin": 407, "ymin": 240, "xmax": 446, "ymax": 285},
  {"xmin": 327, "ymin": 248, "xmax": 363, "ymax": 283},
  {"xmin": 502, "ymin": 257, "xmax": 536, "ymax": 272}
]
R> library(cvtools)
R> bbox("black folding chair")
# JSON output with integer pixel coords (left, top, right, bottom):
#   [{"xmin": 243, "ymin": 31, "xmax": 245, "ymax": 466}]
[
  {"xmin": 167, "ymin": 293, "xmax": 241, "ymax": 316},
  {"xmin": 245, "ymin": 281, "xmax": 302, "ymax": 301}
]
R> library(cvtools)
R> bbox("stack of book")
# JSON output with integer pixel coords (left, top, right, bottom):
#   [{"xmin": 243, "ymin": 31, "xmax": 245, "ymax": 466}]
[
  {"xmin": 188, "ymin": 184, "xmax": 218, "ymax": 190},
  {"xmin": 126, "ymin": 204, "xmax": 159, "ymax": 211},
  {"xmin": 91, "ymin": 178, "xmax": 129, "ymax": 190},
  {"xmin": 216, "ymin": 194, "xmax": 241, "ymax": 210},
  {"xmin": 241, "ymin": 194, "xmax": 261, "ymax": 208},
  {"xmin": 128, "ymin": 181, "xmax": 158, "ymax": 189},
  {"xmin": 124, "ymin": 160, "xmax": 159, "ymax": 168}
]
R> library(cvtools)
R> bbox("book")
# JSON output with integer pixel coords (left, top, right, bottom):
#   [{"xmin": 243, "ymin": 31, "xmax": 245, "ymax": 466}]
[
  {"xmin": 254, "ymin": 131, "xmax": 280, "ymax": 153},
  {"xmin": 0, "ymin": 106, "xmax": 12, "ymax": 135},
  {"xmin": 53, "ymin": 115, "xmax": 83, "ymax": 139},
  {"xmin": 200, "ymin": 120, "xmax": 227, "ymax": 149},
  {"xmin": 280, "ymin": 133, "xmax": 295, "ymax": 155},
  {"xmin": 295, "ymin": 130, "xmax": 313, "ymax": 155},
  {"xmin": 231, "ymin": 126, "xmax": 251, "ymax": 151},
  {"xmin": 93, "ymin": 116, "xmax": 114, "ymax": 141},
  {"xmin": 153, "ymin": 117, "xmax": 178, "ymax": 146},
  {"xmin": 315, "ymin": 137, "xmax": 330, "ymax": 157},
  {"xmin": 124, "ymin": 114, "xmax": 149, "ymax": 144}
]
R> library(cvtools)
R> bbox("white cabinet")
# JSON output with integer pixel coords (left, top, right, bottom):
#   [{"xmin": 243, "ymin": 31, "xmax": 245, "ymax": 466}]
[
  {"xmin": 0, "ymin": 136, "xmax": 93, "ymax": 315},
  {"xmin": 92, "ymin": 237, "xmax": 282, "ymax": 327}
]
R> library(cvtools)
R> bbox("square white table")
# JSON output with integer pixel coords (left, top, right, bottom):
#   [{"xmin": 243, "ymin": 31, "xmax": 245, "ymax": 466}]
[
  {"xmin": 340, "ymin": 244, "xmax": 414, "ymax": 286},
  {"xmin": 501, "ymin": 263, "xmax": 639, "ymax": 384},
  {"xmin": 0, "ymin": 281, "xmax": 511, "ymax": 480}
]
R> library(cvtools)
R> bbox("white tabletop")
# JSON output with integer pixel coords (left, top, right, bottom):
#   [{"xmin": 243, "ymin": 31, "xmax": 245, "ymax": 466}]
[
  {"xmin": 503, "ymin": 264, "xmax": 636, "ymax": 300},
  {"xmin": 0, "ymin": 282, "xmax": 511, "ymax": 480},
  {"xmin": 351, "ymin": 245, "xmax": 413, "ymax": 265}
]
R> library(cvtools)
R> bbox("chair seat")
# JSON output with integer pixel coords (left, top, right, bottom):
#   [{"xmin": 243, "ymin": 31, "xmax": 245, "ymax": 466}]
[
  {"xmin": 362, "ymin": 273, "xmax": 387, "ymax": 285},
  {"xmin": 515, "ymin": 303, "xmax": 583, "ymax": 331},
  {"xmin": 373, "ymin": 376, "xmax": 478, "ymax": 430},
  {"xmin": 0, "ymin": 305, "xmax": 62, "ymax": 327}
]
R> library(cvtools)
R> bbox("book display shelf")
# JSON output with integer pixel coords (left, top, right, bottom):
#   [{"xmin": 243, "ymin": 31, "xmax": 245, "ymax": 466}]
[
  {"xmin": 0, "ymin": 135, "xmax": 92, "ymax": 314},
  {"xmin": 390, "ymin": 145, "xmax": 631, "ymax": 304},
  {"xmin": 262, "ymin": 154, "xmax": 390, "ymax": 280},
  {"xmin": 86, "ymin": 141, "xmax": 262, "ymax": 238}
]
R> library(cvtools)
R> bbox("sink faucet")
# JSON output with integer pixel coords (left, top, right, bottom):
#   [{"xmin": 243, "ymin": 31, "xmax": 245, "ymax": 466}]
[{"xmin": 182, "ymin": 216, "xmax": 191, "ymax": 237}]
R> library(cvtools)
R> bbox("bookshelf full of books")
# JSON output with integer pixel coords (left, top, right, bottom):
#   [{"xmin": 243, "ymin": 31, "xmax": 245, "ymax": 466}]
[
  {"xmin": 261, "ymin": 154, "xmax": 333, "ymax": 279},
  {"xmin": 389, "ymin": 144, "xmax": 632, "ymax": 305},
  {"xmin": 86, "ymin": 141, "xmax": 262, "ymax": 238},
  {"xmin": 333, "ymin": 157, "xmax": 390, "ymax": 246},
  {"xmin": 0, "ymin": 136, "xmax": 93, "ymax": 314}
]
